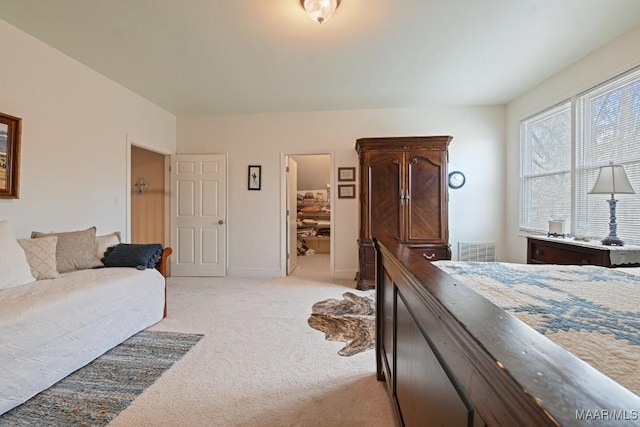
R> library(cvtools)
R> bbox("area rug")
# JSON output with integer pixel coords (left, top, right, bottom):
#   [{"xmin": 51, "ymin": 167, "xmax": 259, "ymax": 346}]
[
  {"xmin": 308, "ymin": 291, "xmax": 375, "ymax": 356},
  {"xmin": 0, "ymin": 330, "xmax": 203, "ymax": 426}
]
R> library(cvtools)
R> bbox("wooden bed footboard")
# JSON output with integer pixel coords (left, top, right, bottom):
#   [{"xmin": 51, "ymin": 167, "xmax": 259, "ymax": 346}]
[
  {"xmin": 373, "ymin": 237, "xmax": 640, "ymax": 426},
  {"xmin": 155, "ymin": 247, "xmax": 172, "ymax": 318}
]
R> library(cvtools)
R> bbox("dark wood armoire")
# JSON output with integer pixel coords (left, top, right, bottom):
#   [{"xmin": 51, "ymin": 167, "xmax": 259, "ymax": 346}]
[{"xmin": 355, "ymin": 136, "xmax": 452, "ymax": 290}]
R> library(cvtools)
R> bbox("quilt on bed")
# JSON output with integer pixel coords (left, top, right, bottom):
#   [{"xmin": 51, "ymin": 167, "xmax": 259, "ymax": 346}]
[{"xmin": 432, "ymin": 261, "xmax": 640, "ymax": 396}]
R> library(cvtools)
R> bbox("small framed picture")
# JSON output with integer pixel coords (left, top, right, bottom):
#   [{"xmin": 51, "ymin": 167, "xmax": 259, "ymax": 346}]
[
  {"xmin": 338, "ymin": 167, "xmax": 356, "ymax": 182},
  {"xmin": 338, "ymin": 184, "xmax": 356, "ymax": 199},
  {"xmin": 0, "ymin": 111, "xmax": 22, "ymax": 199},
  {"xmin": 248, "ymin": 165, "xmax": 261, "ymax": 190}
]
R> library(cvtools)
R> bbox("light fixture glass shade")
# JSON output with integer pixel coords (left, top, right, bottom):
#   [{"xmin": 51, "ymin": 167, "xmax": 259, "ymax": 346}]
[
  {"xmin": 301, "ymin": 0, "xmax": 340, "ymax": 24},
  {"xmin": 589, "ymin": 163, "xmax": 635, "ymax": 195}
]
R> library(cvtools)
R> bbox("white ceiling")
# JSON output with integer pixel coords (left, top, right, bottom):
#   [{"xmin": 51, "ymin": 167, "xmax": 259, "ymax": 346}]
[{"xmin": 1, "ymin": 0, "xmax": 640, "ymax": 116}]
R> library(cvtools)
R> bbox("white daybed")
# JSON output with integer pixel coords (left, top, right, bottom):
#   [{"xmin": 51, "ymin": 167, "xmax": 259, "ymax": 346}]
[{"xmin": 0, "ymin": 221, "xmax": 170, "ymax": 415}]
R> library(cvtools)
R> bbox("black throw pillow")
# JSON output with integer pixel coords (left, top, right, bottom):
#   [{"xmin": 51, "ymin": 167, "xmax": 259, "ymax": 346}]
[{"xmin": 102, "ymin": 243, "xmax": 164, "ymax": 270}]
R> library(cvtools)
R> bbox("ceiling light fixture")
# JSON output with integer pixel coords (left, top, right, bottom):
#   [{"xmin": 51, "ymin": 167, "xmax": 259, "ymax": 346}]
[{"xmin": 301, "ymin": 0, "xmax": 341, "ymax": 24}]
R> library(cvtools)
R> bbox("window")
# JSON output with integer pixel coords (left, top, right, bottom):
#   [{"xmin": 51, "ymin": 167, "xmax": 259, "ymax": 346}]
[
  {"xmin": 520, "ymin": 102, "xmax": 572, "ymax": 234},
  {"xmin": 520, "ymin": 67, "xmax": 640, "ymax": 245}
]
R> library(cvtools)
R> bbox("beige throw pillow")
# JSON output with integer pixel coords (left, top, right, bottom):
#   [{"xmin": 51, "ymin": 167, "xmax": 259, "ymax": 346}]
[
  {"xmin": 31, "ymin": 227, "xmax": 101, "ymax": 273},
  {"xmin": 0, "ymin": 220, "xmax": 35, "ymax": 290},
  {"xmin": 18, "ymin": 236, "xmax": 60, "ymax": 280},
  {"xmin": 96, "ymin": 231, "xmax": 122, "ymax": 263}
]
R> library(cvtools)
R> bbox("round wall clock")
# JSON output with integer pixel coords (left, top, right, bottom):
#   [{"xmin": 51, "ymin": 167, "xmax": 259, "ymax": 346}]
[{"xmin": 448, "ymin": 171, "xmax": 466, "ymax": 189}]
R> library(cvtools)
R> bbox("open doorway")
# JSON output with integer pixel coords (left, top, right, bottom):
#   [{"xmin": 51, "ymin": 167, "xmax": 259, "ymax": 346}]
[
  {"xmin": 130, "ymin": 145, "xmax": 167, "ymax": 245},
  {"xmin": 286, "ymin": 154, "xmax": 331, "ymax": 275}
]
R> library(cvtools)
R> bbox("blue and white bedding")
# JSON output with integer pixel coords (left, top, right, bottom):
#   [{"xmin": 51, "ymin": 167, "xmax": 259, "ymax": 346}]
[{"xmin": 433, "ymin": 261, "xmax": 640, "ymax": 396}]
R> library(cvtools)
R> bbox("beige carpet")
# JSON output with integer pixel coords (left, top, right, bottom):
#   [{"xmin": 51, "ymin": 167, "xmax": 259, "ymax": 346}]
[{"xmin": 108, "ymin": 254, "xmax": 396, "ymax": 427}]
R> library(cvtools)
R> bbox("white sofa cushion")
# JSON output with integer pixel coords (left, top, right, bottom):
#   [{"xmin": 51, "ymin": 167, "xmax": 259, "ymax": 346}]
[
  {"xmin": 18, "ymin": 236, "xmax": 60, "ymax": 280},
  {"xmin": 0, "ymin": 220, "xmax": 35, "ymax": 290}
]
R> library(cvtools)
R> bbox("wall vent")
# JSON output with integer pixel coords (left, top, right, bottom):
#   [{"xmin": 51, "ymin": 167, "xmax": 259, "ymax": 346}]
[{"xmin": 458, "ymin": 242, "xmax": 497, "ymax": 262}]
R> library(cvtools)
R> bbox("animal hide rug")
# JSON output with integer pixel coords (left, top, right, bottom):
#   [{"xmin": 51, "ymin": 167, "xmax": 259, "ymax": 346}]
[{"xmin": 307, "ymin": 292, "xmax": 375, "ymax": 356}]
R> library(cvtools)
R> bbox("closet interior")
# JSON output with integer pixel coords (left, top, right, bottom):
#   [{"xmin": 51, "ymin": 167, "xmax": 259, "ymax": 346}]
[{"xmin": 292, "ymin": 155, "xmax": 331, "ymax": 256}]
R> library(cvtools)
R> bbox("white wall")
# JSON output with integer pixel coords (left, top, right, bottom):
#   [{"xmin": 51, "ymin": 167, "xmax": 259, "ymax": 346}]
[
  {"xmin": 292, "ymin": 155, "xmax": 330, "ymax": 191},
  {"xmin": 0, "ymin": 19, "xmax": 176, "ymax": 239},
  {"xmin": 505, "ymin": 23, "xmax": 640, "ymax": 263},
  {"xmin": 178, "ymin": 106, "xmax": 505, "ymax": 278}
]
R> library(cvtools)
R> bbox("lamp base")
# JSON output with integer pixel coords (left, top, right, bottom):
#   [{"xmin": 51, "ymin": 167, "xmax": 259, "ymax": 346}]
[
  {"xmin": 601, "ymin": 197, "xmax": 625, "ymax": 246},
  {"xmin": 601, "ymin": 235, "xmax": 624, "ymax": 246}
]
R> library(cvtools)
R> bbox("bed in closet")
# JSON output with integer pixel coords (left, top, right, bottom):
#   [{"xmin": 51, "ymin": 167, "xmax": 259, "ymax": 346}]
[{"xmin": 373, "ymin": 236, "xmax": 640, "ymax": 426}]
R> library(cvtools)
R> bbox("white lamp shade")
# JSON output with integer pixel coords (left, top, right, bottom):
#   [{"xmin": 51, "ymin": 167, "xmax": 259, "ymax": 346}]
[
  {"xmin": 590, "ymin": 163, "xmax": 635, "ymax": 195},
  {"xmin": 302, "ymin": 0, "xmax": 340, "ymax": 24}
]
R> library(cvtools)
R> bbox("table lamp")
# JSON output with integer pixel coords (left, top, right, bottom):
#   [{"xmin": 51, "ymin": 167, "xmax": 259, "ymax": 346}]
[{"xmin": 589, "ymin": 162, "xmax": 635, "ymax": 246}]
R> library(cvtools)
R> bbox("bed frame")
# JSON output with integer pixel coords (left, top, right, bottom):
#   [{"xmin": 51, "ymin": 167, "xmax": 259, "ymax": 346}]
[
  {"xmin": 373, "ymin": 237, "xmax": 640, "ymax": 426},
  {"xmin": 156, "ymin": 247, "xmax": 172, "ymax": 317}
]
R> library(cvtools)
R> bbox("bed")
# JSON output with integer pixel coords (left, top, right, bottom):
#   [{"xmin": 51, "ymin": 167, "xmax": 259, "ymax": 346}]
[{"xmin": 373, "ymin": 237, "xmax": 640, "ymax": 426}]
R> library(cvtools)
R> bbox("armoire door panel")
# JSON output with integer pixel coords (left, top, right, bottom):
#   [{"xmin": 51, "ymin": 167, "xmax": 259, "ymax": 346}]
[
  {"xmin": 367, "ymin": 153, "xmax": 402, "ymax": 241},
  {"xmin": 406, "ymin": 154, "xmax": 446, "ymax": 243}
]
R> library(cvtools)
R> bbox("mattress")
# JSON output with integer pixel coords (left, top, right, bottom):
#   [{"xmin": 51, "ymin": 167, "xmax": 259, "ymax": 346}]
[
  {"xmin": 0, "ymin": 267, "xmax": 165, "ymax": 414},
  {"xmin": 433, "ymin": 261, "xmax": 640, "ymax": 397}
]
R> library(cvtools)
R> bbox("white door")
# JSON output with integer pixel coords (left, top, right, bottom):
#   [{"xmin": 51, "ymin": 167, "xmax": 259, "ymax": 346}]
[
  {"xmin": 287, "ymin": 157, "xmax": 298, "ymax": 274},
  {"xmin": 171, "ymin": 154, "xmax": 226, "ymax": 276}
]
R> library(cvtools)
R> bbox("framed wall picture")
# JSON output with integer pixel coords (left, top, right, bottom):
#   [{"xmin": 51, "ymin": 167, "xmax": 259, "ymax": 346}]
[
  {"xmin": 0, "ymin": 112, "xmax": 22, "ymax": 199},
  {"xmin": 338, "ymin": 167, "xmax": 356, "ymax": 182},
  {"xmin": 248, "ymin": 165, "xmax": 261, "ymax": 190},
  {"xmin": 338, "ymin": 184, "xmax": 356, "ymax": 199}
]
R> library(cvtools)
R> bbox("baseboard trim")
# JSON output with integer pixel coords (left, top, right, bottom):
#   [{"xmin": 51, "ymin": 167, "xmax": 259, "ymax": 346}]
[
  {"xmin": 227, "ymin": 269, "xmax": 283, "ymax": 279},
  {"xmin": 332, "ymin": 269, "xmax": 358, "ymax": 281},
  {"xmin": 226, "ymin": 268, "xmax": 358, "ymax": 281}
]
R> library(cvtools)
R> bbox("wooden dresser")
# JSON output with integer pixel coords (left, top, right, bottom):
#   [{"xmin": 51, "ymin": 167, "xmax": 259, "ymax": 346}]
[
  {"xmin": 527, "ymin": 236, "xmax": 640, "ymax": 267},
  {"xmin": 355, "ymin": 136, "xmax": 452, "ymax": 290}
]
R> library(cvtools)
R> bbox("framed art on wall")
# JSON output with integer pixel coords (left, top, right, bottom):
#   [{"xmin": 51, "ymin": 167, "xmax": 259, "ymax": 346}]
[
  {"xmin": 0, "ymin": 112, "xmax": 22, "ymax": 199},
  {"xmin": 248, "ymin": 165, "xmax": 261, "ymax": 190},
  {"xmin": 338, "ymin": 184, "xmax": 356, "ymax": 199},
  {"xmin": 338, "ymin": 167, "xmax": 356, "ymax": 182}
]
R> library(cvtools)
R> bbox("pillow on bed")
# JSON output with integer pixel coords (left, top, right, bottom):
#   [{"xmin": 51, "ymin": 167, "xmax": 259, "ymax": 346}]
[
  {"xmin": 96, "ymin": 231, "xmax": 122, "ymax": 261},
  {"xmin": 31, "ymin": 227, "xmax": 101, "ymax": 273},
  {"xmin": 102, "ymin": 243, "xmax": 164, "ymax": 270},
  {"xmin": 0, "ymin": 220, "xmax": 35, "ymax": 290},
  {"xmin": 17, "ymin": 236, "xmax": 60, "ymax": 280}
]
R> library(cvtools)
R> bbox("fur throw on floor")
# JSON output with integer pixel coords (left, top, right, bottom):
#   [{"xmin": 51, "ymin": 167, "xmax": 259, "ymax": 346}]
[{"xmin": 307, "ymin": 292, "xmax": 375, "ymax": 356}]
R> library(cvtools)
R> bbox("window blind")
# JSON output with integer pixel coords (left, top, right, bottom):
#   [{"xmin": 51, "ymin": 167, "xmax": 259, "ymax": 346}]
[
  {"xmin": 520, "ymin": 102, "xmax": 572, "ymax": 233},
  {"xmin": 520, "ymin": 67, "xmax": 640, "ymax": 245},
  {"xmin": 576, "ymin": 68, "xmax": 640, "ymax": 244}
]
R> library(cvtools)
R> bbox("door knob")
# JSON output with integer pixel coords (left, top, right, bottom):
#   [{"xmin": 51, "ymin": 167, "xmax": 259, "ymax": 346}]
[{"xmin": 218, "ymin": 220, "xmax": 224, "ymax": 225}]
